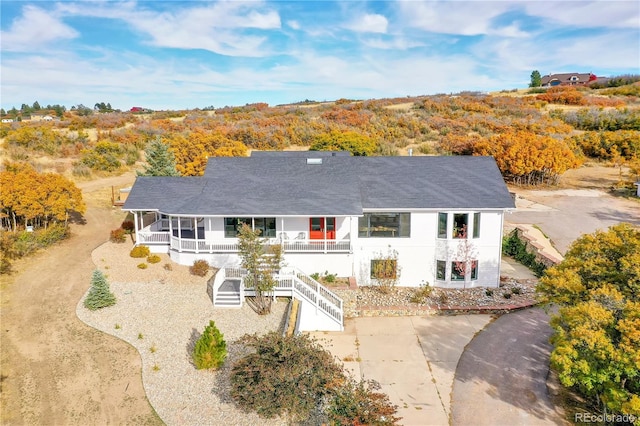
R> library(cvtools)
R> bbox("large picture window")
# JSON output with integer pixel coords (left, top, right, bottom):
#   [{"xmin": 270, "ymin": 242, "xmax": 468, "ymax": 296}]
[
  {"xmin": 359, "ymin": 213, "xmax": 410, "ymax": 238},
  {"xmin": 254, "ymin": 217, "xmax": 276, "ymax": 238},
  {"xmin": 224, "ymin": 218, "xmax": 276, "ymax": 238}
]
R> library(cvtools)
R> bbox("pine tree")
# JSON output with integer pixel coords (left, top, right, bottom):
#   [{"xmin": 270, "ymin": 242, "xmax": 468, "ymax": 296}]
[
  {"xmin": 138, "ymin": 137, "xmax": 180, "ymax": 177},
  {"xmin": 529, "ymin": 70, "xmax": 542, "ymax": 87},
  {"xmin": 193, "ymin": 320, "xmax": 227, "ymax": 370},
  {"xmin": 84, "ymin": 269, "xmax": 116, "ymax": 310}
]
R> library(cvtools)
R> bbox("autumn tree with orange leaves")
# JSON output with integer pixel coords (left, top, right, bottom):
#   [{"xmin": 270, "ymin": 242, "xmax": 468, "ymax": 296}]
[
  {"xmin": 473, "ymin": 131, "xmax": 583, "ymax": 185},
  {"xmin": 0, "ymin": 163, "xmax": 85, "ymax": 231}
]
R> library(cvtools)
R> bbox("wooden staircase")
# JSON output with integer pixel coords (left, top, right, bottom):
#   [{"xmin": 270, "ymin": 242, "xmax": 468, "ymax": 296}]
[
  {"xmin": 210, "ymin": 267, "xmax": 343, "ymax": 331},
  {"xmin": 213, "ymin": 278, "xmax": 242, "ymax": 307}
]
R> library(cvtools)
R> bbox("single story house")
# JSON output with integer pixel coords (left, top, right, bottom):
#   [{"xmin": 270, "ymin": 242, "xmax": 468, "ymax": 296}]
[
  {"xmin": 124, "ymin": 152, "xmax": 515, "ymax": 330},
  {"xmin": 124, "ymin": 151, "xmax": 514, "ymax": 287},
  {"xmin": 541, "ymin": 72, "xmax": 597, "ymax": 87}
]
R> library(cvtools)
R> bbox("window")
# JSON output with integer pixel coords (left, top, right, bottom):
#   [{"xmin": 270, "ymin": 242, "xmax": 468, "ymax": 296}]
[
  {"xmin": 224, "ymin": 218, "xmax": 276, "ymax": 238},
  {"xmin": 453, "ymin": 213, "xmax": 468, "ymax": 239},
  {"xmin": 438, "ymin": 212, "xmax": 448, "ymax": 238},
  {"xmin": 471, "ymin": 260, "xmax": 478, "ymax": 280},
  {"xmin": 451, "ymin": 262, "xmax": 465, "ymax": 281},
  {"xmin": 225, "ymin": 218, "xmax": 251, "ymax": 238},
  {"xmin": 473, "ymin": 213, "xmax": 480, "ymax": 239},
  {"xmin": 254, "ymin": 217, "xmax": 276, "ymax": 238},
  {"xmin": 436, "ymin": 260, "xmax": 446, "ymax": 280},
  {"xmin": 371, "ymin": 259, "xmax": 397, "ymax": 279},
  {"xmin": 359, "ymin": 213, "xmax": 410, "ymax": 238}
]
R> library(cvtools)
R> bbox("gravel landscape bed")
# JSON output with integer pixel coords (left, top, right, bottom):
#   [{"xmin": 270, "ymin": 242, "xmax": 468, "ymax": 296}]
[
  {"xmin": 334, "ymin": 279, "xmax": 538, "ymax": 318},
  {"xmin": 78, "ymin": 242, "xmax": 290, "ymax": 426},
  {"xmin": 79, "ymin": 241, "xmax": 538, "ymax": 425}
]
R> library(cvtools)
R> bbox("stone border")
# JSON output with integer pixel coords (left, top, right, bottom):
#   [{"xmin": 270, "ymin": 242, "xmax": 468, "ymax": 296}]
[
  {"xmin": 353, "ymin": 299, "xmax": 538, "ymax": 317},
  {"xmin": 509, "ymin": 224, "xmax": 564, "ymax": 267}
]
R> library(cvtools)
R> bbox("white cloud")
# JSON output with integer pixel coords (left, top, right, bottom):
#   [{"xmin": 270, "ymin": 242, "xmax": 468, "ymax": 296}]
[
  {"xmin": 397, "ymin": 1, "xmax": 515, "ymax": 36},
  {"xmin": 1, "ymin": 5, "xmax": 78, "ymax": 52},
  {"xmin": 287, "ymin": 20, "xmax": 301, "ymax": 30},
  {"xmin": 362, "ymin": 36, "xmax": 425, "ymax": 50},
  {"xmin": 56, "ymin": 1, "xmax": 282, "ymax": 57},
  {"xmin": 345, "ymin": 13, "xmax": 389, "ymax": 33},
  {"xmin": 471, "ymin": 29, "xmax": 640, "ymax": 74},
  {"xmin": 523, "ymin": 1, "xmax": 640, "ymax": 29}
]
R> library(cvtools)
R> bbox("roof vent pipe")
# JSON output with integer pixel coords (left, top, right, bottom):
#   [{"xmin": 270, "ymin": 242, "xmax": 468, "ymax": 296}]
[{"xmin": 408, "ymin": 148, "xmax": 413, "ymax": 156}]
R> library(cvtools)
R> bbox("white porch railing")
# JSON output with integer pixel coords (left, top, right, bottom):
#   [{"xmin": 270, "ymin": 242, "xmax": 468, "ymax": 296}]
[
  {"xmin": 138, "ymin": 232, "xmax": 170, "ymax": 244},
  {"xmin": 165, "ymin": 236, "xmax": 350, "ymax": 254},
  {"xmin": 139, "ymin": 219, "xmax": 351, "ymax": 253},
  {"xmin": 214, "ymin": 266, "xmax": 343, "ymax": 330}
]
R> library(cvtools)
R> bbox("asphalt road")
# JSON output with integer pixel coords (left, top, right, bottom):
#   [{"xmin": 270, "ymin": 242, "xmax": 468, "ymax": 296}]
[
  {"xmin": 507, "ymin": 189, "xmax": 640, "ymax": 254},
  {"xmin": 451, "ymin": 308, "xmax": 567, "ymax": 426}
]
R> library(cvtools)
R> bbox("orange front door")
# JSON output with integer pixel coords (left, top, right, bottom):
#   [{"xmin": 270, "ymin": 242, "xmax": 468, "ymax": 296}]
[{"xmin": 309, "ymin": 217, "xmax": 335, "ymax": 240}]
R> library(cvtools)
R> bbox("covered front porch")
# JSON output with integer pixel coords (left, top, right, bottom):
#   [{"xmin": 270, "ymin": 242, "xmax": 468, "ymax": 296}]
[{"xmin": 131, "ymin": 212, "xmax": 353, "ymax": 254}]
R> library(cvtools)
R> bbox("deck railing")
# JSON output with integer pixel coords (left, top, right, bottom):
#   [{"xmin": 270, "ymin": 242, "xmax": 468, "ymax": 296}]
[
  {"xmin": 159, "ymin": 235, "xmax": 350, "ymax": 254},
  {"xmin": 137, "ymin": 232, "xmax": 170, "ymax": 244},
  {"xmin": 235, "ymin": 267, "xmax": 343, "ymax": 329}
]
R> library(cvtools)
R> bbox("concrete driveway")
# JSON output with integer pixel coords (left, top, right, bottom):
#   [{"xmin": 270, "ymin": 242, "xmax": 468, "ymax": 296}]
[
  {"xmin": 508, "ymin": 189, "xmax": 640, "ymax": 254},
  {"xmin": 452, "ymin": 308, "xmax": 566, "ymax": 426},
  {"xmin": 311, "ymin": 315, "xmax": 493, "ymax": 426}
]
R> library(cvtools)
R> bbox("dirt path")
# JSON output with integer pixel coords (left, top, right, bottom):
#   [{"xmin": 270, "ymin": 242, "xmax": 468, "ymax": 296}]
[{"xmin": 0, "ymin": 173, "xmax": 161, "ymax": 425}]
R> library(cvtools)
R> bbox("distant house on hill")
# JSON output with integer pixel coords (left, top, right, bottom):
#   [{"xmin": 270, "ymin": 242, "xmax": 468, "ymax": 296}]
[
  {"xmin": 541, "ymin": 72, "xmax": 597, "ymax": 87},
  {"xmin": 26, "ymin": 113, "xmax": 55, "ymax": 122},
  {"xmin": 130, "ymin": 107, "xmax": 153, "ymax": 113}
]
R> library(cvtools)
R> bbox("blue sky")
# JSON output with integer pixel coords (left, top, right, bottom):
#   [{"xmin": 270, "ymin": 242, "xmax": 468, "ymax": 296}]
[{"xmin": 1, "ymin": 1, "xmax": 639, "ymax": 111}]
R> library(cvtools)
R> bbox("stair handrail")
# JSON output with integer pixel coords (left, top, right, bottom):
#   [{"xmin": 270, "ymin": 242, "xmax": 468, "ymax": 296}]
[
  {"xmin": 285, "ymin": 267, "xmax": 343, "ymax": 311},
  {"xmin": 279, "ymin": 267, "xmax": 343, "ymax": 328},
  {"xmin": 221, "ymin": 266, "xmax": 343, "ymax": 329},
  {"xmin": 211, "ymin": 267, "xmax": 227, "ymax": 305}
]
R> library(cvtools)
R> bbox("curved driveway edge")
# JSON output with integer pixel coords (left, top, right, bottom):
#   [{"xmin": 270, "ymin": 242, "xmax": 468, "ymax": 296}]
[{"xmin": 452, "ymin": 308, "xmax": 567, "ymax": 425}]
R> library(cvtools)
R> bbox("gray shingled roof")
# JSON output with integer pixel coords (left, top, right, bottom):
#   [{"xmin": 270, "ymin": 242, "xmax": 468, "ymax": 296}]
[{"xmin": 123, "ymin": 154, "xmax": 514, "ymax": 215}]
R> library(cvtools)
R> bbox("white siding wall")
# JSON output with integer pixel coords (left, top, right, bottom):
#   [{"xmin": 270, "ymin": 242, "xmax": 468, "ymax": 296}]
[
  {"xmin": 170, "ymin": 211, "xmax": 505, "ymax": 288},
  {"xmin": 352, "ymin": 211, "xmax": 504, "ymax": 288}
]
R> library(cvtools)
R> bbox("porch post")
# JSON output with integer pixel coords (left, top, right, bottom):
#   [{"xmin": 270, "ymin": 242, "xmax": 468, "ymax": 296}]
[
  {"xmin": 194, "ymin": 217, "xmax": 199, "ymax": 253},
  {"xmin": 280, "ymin": 217, "xmax": 285, "ymax": 251},
  {"xmin": 133, "ymin": 211, "xmax": 139, "ymax": 245},
  {"xmin": 177, "ymin": 216, "xmax": 182, "ymax": 252},
  {"xmin": 323, "ymin": 216, "xmax": 327, "ymax": 254},
  {"xmin": 169, "ymin": 215, "xmax": 174, "ymax": 250}
]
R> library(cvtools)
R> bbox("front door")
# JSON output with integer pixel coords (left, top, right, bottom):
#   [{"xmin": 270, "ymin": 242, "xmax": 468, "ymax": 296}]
[{"xmin": 309, "ymin": 217, "xmax": 336, "ymax": 240}]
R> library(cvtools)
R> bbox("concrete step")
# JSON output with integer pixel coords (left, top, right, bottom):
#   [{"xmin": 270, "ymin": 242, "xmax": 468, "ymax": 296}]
[{"xmin": 214, "ymin": 291, "xmax": 242, "ymax": 307}]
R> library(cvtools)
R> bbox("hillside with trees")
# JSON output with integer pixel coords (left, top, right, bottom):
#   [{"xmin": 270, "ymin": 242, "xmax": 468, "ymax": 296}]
[
  {"xmin": 2, "ymin": 80, "xmax": 639, "ymax": 188},
  {"xmin": 1, "ymin": 79, "xmax": 639, "ymax": 273}
]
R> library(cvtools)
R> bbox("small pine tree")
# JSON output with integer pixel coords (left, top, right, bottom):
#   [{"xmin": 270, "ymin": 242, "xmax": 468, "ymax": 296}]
[
  {"xmin": 138, "ymin": 137, "xmax": 180, "ymax": 177},
  {"xmin": 84, "ymin": 269, "xmax": 116, "ymax": 310},
  {"xmin": 193, "ymin": 320, "xmax": 227, "ymax": 370}
]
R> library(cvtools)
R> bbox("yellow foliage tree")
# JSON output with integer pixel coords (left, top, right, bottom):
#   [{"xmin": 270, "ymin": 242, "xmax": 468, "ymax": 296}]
[
  {"xmin": 166, "ymin": 130, "xmax": 247, "ymax": 176},
  {"xmin": 537, "ymin": 224, "xmax": 640, "ymax": 420},
  {"xmin": 0, "ymin": 163, "xmax": 85, "ymax": 230},
  {"xmin": 473, "ymin": 131, "xmax": 583, "ymax": 185}
]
